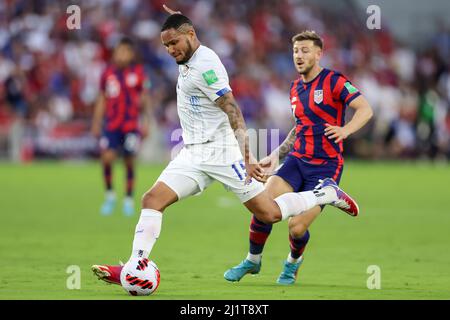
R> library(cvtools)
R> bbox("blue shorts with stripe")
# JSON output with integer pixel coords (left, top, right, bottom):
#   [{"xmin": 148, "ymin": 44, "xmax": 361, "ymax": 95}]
[{"xmin": 275, "ymin": 154, "xmax": 344, "ymax": 193}]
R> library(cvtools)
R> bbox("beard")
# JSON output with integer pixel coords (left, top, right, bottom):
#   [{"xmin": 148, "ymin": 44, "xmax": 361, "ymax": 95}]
[
  {"xmin": 176, "ymin": 40, "xmax": 194, "ymax": 65},
  {"xmin": 298, "ymin": 63, "xmax": 314, "ymax": 75}
]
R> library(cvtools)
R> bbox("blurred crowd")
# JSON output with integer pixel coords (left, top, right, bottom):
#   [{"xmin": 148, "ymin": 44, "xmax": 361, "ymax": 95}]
[{"xmin": 0, "ymin": 0, "xmax": 449, "ymax": 161}]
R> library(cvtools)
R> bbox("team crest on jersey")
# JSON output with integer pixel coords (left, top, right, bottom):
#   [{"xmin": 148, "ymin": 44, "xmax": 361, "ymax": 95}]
[
  {"xmin": 314, "ymin": 90, "xmax": 323, "ymax": 104},
  {"xmin": 106, "ymin": 75, "xmax": 120, "ymax": 98},
  {"xmin": 126, "ymin": 73, "xmax": 138, "ymax": 87}
]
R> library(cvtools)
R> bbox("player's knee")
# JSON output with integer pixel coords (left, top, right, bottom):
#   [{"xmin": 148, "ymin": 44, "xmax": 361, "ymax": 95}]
[
  {"xmin": 101, "ymin": 151, "xmax": 115, "ymax": 164},
  {"xmin": 255, "ymin": 211, "xmax": 281, "ymax": 225},
  {"xmin": 141, "ymin": 190, "xmax": 166, "ymax": 212},
  {"xmin": 288, "ymin": 220, "xmax": 308, "ymax": 238}
]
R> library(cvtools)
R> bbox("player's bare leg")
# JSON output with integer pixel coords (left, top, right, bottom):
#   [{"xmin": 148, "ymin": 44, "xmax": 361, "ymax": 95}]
[
  {"xmin": 92, "ymin": 181, "xmax": 178, "ymax": 285},
  {"xmin": 123, "ymin": 155, "xmax": 136, "ymax": 216},
  {"xmin": 100, "ymin": 149, "xmax": 117, "ymax": 215}
]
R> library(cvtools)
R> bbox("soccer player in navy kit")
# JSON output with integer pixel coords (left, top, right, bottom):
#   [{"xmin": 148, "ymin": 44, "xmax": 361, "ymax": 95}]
[
  {"xmin": 225, "ymin": 31, "xmax": 373, "ymax": 284},
  {"xmin": 91, "ymin": 37, "xmax": 151, "ymax": 216}
]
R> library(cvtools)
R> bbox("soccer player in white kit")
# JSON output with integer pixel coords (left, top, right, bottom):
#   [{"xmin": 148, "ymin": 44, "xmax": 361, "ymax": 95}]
[{"xmin": 91, "ymin": 9, "xmax": 359, "ymax": 286}]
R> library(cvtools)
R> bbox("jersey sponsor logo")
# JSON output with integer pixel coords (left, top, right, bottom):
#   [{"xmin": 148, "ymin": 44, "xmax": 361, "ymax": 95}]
[
  {"xmin": 202, "ymin": 69, "xmax": 218, "ymax": 86},
  {"xmin": 314, "ymin": 89, "xmax": 323, "ymax": 104},
  {"xmin": 344, "ymin": 82, "xmax": 358, "ymax": 94}
]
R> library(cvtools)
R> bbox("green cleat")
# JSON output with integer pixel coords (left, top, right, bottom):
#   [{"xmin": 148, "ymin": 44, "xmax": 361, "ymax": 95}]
[
  {"xmin": 276, "ymin": 256, "xmax": 304, "ymax": 285},
  {"xmin": 224, "ymin": 259, "xmax": 261, "ymax": 282}
]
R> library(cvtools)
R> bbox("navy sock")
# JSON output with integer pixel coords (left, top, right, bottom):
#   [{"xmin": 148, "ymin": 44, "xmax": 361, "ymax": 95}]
[
  {"xmin": 249, "ymin": 215, "xmax": 273, "ymax": 254},
  {"xmin": 289, "ymin": 230, "xmax": 310, "ymax": 259},
  {"xmin": 103, "ymin": 163, "xmax": 112, "ymax": 191},
  {"xmin": 126, "ymin": 163, "xmax": 134, "ymax": 197}
]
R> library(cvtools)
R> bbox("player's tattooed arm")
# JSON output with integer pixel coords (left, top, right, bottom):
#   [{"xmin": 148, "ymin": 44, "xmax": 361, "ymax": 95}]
[
  {"xmin": 276, "ymin": 127, "xmax": 296, "ymax": 161},
  {"xmin": 259, "ymin": 126, "xmax": 296, "ymax": 180},
  {"xmin": 215, "ymin": 92, "xmax": 265, "ymax": 182}
]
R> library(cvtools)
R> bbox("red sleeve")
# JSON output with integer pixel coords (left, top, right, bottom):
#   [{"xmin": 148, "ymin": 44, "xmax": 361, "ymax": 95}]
[{"xmin": 332, "ymin": 73, "xmax": 361, "ymax": 105}]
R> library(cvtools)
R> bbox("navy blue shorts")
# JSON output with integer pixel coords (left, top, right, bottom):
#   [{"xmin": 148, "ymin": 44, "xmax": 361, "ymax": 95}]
[
  {"xmin": 99, "ymin": 130, "xmax": 140, "ymax": 156},
  {"xmin": 275, "ymin": 155, "xmax": 344, "ymax": 193}
]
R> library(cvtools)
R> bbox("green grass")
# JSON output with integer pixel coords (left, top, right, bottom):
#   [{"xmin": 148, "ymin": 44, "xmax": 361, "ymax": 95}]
[{"xmin": 1, "ymin": 160, "xmax": 450, "ymax": 299}]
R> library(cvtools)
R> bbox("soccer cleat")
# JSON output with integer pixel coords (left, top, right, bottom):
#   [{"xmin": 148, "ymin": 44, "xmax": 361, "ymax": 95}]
[
  {"xmin": 224, "ymin": 259, "xmax": 261, "ymax": 282},
  {"xmin": 123, "ymin": 197, "xmax": 135, "ymax": 216},
  {"xmin": 100, "ymin": 197, "xmax": 116, "ymax": 216},
  {"xmin": 276, "ymin": 256, "xmax": 304, "ymax": 285},
  {"xmin": 316, "ymin": 178, "xmax": 359, "ymax": 217},
  {"xmin": 91, "ymin": 263, "xmax": 124, "ymax": 285}
]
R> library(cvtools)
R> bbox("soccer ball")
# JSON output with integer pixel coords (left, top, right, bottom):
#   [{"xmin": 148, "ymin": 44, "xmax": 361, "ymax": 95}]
[{"xmin": 120, "ymin": 258, "xmax": 160, "ymax": 296}]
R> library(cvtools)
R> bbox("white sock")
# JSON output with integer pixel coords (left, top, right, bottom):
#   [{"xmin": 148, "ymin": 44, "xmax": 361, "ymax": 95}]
[
  {"xmin": 106, "ymin": 190, "xmax": 116, "ymax": 201},
  {"xmin": 287, "ymin": 253, "xmax": 302, "ymax": 264},
  {"xmin": 313, "ymin": 187, "xmax": 338, "ymax": 205},
  {"xmin": 274, "ymin": 188, "xmax": 338, "ymax": 221},
  {"xmin": 124, "ymin": 196, "xmax": 133, "ymax": 204},
  {"xmin": 246, "ymin": 253, "xmax": 262, "ymax": 264},
  {"xmin": 274, "ymin": 191, "xmax": 317, "ymax": 220},
  {"xmin": 131, "ymin": 209, "xmax": 162, "ymax": 259}
]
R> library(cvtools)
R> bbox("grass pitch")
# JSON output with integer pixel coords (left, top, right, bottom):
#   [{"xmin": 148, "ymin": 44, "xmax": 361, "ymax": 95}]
[{"xmin": 0, "ymin": 160, "xmax": 449, "ymax": 300}]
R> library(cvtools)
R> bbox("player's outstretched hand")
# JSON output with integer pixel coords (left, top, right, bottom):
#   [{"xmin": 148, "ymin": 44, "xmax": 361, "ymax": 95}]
[
  {"xmin": 258, "ymin": 154, "xmax": 278, "ymax": 182},
  {"xmin": 163, "ymin": 4, "xmax": 182, "ymax": 15},
  {"xmin": 245, "ymin": 160, "xmax": 265, "ymax": 184},
  {"xmin": 324, "ymin": 123, "xmax": 349, "ymax": 143}
]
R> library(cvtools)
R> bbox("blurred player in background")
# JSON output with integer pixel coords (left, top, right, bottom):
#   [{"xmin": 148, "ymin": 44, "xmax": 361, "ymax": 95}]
[
  {"xmin": 91, "ymin": 7, "xmax": 360, "ymax": 286},
  {"xmin": 91, "ymin": 37, "xmax": 151, "ymax": 216},
  {"xmin": 224, "ymin": 31, "xmax": 373, "ymax": 284}
]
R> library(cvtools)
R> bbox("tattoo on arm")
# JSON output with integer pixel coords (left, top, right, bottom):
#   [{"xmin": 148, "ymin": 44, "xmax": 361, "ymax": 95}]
[
  {"xmin": 276, "ymin": 127, "xmax": 296, "ymax": 161},
  {"xmin": 215, "ymin": 93, "xmax": 250, "ymax": 161}
]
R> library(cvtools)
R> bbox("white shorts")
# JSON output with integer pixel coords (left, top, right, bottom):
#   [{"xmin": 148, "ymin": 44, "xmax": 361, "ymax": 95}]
[{"xmin": 156, "ymin": 145, "xmax": 264, "ymax": 203}]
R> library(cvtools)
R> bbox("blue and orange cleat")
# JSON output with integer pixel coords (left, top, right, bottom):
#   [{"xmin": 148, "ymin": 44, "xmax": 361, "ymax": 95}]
[
  {"xmin": 91, "ymin": 263, "xmax": 123, "ymax": 285},
  {"xmin": 276, "ymin": 256, "xmax": 304, "ymax": 285},
  {"xmin": 224, "ymin": 259, "xmax": 261, "ymax": 282},
  {"xmin": 316, "ymin": 178, "xmax": 359, "ymax": 217}
]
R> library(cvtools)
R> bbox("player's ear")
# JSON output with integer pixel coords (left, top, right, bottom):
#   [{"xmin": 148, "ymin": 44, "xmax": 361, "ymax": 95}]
[
  {"xmin": 187, "ymin": 28, "xmax": 196, "ymax": 40},
  {"xmin": 316, "ymin": 48, "xmax": 323, "ymax": 62}
]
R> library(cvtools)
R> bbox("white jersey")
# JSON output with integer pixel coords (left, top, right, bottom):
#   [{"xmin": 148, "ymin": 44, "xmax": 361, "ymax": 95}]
[
  {"xmin": 157, "ymin": 46, "xmax": 265, "ymax": 202},
  {"xmin": 176, "ymin": 45, "xmax": 235, "ymax": 145}
]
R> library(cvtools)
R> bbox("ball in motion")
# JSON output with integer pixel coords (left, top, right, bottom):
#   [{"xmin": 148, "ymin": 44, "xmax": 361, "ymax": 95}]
[{"xmin": 120, "ymin": 258, "xmax": 160, "ymax": 296}]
